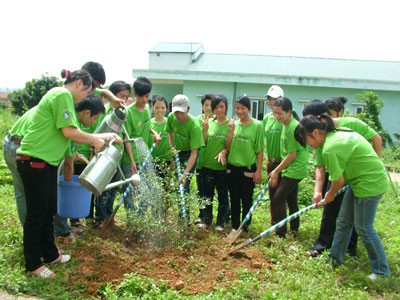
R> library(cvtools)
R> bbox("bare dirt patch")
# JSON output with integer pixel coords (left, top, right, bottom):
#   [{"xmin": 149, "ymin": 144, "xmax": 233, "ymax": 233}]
[{"xmin": 60, "ymin": 225, "xmax": 273, "ymax": 297}]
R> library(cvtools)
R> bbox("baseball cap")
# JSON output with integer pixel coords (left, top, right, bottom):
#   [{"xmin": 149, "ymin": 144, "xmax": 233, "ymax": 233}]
[
  {"xmin": 172, "ymin": 94, "xmax": 189, "ymax": 113},
  {"xmin": 265, "ymin": 85, "xmax": 284, "ymax": 98}
]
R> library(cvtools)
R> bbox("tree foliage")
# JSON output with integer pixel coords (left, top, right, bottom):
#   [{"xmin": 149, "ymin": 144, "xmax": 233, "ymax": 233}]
[
  {"xmin": 8, "ymin": 74, "xmax": 61, "ymax": 116},
  {"xmin": 353, "ymin": 91, "xmax": 395, "ymax": 148}
]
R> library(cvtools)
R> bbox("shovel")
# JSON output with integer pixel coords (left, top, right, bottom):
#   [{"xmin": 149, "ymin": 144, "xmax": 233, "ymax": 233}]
[
  {"xmin": 229, "ymin": 185, "xmax": 348, "ymax": 254},
  {"xmin": 227, "ymin": 180, "xmax": 270, "ymax": 244},
  {"xmin": 102, "ymin": 142, "xmax": 155, "ymax": 229}
]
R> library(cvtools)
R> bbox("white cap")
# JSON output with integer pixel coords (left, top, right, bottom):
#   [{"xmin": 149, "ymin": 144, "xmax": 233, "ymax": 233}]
[
  {"xmin": 265, "ymin": 85, "xmax": 284, "ymax": 98},
  {"xmin": 172, "ymin": 94, "xmax": 189, "ymax": 112}
]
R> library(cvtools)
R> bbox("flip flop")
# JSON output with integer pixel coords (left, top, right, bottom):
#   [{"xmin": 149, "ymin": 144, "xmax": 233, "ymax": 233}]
[
  {"xmin": 50, "ymin": 254, "xmax": 71, "ymax": 264},
  {"xmin": 31, "ymin": 266, "xmax": 56, "ymax": 278}
]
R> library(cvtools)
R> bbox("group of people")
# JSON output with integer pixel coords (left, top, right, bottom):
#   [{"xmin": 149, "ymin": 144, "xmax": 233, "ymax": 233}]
[{"xmin": 3, "ymin": 63, "xmax": 390, "ymax": 280}]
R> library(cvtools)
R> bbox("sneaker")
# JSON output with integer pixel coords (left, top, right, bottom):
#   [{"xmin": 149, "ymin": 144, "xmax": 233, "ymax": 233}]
[
  {"xmin": 194, "ymin": 218, "xmax": 203, "ymax": 225},
  {"xmin": 367, "ymin": 273, "xmax": 378, "ymax": 281},
  {"xmin": 215, "ymin": 226, "xmax": 224, "ymax": 233},
  {"xmin": 196, "ymin": 223, "xmax": 209, "ymax": 229}
]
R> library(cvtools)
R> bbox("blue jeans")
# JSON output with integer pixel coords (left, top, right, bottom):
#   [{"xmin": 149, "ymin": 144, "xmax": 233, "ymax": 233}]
[
  {"xmin": 330, "ymin": 187, "xmax": 390, "ymax": 275},
  {"xmin": 3, "ymin": 135, "xmax": 26, "ymax": 226},
  {"xmin": 95, "ymin": 171, "xmax": 120, "ymax": 222},
  {"xmin": 53, "ymin": 214, "xmax": 70, "ymax": 236},
  {"xmin": 121, "ymin": 164, "xmax": 136, "ymax": 213}
]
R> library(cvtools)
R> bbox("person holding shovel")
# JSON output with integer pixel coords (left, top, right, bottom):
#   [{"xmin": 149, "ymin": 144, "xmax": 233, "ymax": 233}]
[
  {"xmin": 16, "ymin": 69, "xmax": 122, "ymax": 278},
  {"xmin": 295, "ymin": 114, "xmax": 390, "ymax": 280},
  {"xmin": 226, "ymin": 95, "xmax": 264, "ymax": 233},
  {"xmin": 268, "ymin": 97, "xmax": 308, "ymax": 238},
  {"xmin": 302, "ymin": 99, "xmax": 382, "ymax": 257}
]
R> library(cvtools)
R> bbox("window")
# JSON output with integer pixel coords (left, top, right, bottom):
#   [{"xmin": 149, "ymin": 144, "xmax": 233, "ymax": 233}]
[
  {"xmin": 298, "ymin": 99, "xmax": 312, "ymax": 108},
  {"xmin": 351, "ymin": 102, "xmax": 365, "ymax": 114}
]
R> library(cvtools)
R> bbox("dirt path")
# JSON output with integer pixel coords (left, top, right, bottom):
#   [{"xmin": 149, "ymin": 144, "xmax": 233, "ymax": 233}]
[
  {"xmin": 388, "ymin": 172, "xmax": 400, "ymax": 182},
  {"xmin": 0, "ymin": 290, "xmax": 42, "ymax": 300}
]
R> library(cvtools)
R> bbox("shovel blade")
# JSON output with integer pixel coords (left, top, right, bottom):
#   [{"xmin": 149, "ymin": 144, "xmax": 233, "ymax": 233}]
[
  {"xmin": 228, "ymin": 238, "xmax": 253, "ymax": 254},
  {"xmin": 226, "ymin": 229, "xmax": 243, "ymax": 244}
]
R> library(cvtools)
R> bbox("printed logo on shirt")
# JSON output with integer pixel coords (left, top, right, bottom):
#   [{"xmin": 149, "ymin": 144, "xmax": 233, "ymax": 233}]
[
  {"xmin": 235, "ymin": 134, "xmax": 249, "ymax": 142},
  {"xmin": 63, "ymin": 111, "xmax": 73, "ymax": 119}
]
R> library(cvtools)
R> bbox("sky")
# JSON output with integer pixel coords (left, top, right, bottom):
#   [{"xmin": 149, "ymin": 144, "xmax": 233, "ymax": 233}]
[{"xmin": 1, "ymin": 0, "xmax": 399, "ymax": 89}]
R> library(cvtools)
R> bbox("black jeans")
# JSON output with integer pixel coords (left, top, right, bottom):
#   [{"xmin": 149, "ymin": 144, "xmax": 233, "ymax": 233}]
[
  {"xmin": 17, "ymin": 158, "xmax": 59, "ymax": 271},
  {"xmin": 227, "ymin": 164, "xmax": 256, "ymax": 230},
  {"xmin": 198, "ymin": 167, "xmax": 229, "ymax": 227},
  {"xmin": 312, "ymin": 176, "xmax": 358, "ymax": 254},
  {"xmin": 270, "ymin": 176, "xmax": 301, "ymax": 237}
]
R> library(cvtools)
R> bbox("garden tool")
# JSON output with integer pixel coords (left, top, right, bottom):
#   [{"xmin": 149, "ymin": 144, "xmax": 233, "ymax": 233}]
[
  {"xmin": 174, "ymin": 151, "xmax": 189, "ymax": 225},
  {"xmin": 228, "ymin": 185, "xmax": 348, "ymax": 254},
  {"xmin": 227, "ymin": 180, "xmax": 270, "ymax": 244}
]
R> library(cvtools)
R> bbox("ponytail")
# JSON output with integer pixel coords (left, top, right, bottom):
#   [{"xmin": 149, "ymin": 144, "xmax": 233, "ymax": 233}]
[
  {"xmin": 294, "ymin": 114, "xmax": 335, "ymax": 147},
  {"xmin": 61, "ymin": 69, "xmax": 92, "ymax": 90}
]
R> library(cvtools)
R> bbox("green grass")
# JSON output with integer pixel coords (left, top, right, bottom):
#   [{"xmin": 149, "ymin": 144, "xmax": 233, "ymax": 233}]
[{"xmin": 0, "ymin": 107, "xmax": 399, "ymax": 299}]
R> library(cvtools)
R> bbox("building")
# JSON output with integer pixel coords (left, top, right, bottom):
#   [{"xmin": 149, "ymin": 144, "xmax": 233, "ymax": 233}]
[{"xmin": 132, "ymin": 42, "xmax": 400, "ymax": 137}]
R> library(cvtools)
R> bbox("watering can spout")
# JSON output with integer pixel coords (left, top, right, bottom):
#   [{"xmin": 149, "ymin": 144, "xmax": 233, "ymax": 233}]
[{"xmin": 103, "ymin": 174, "xmax": 141, "ymax": 192}]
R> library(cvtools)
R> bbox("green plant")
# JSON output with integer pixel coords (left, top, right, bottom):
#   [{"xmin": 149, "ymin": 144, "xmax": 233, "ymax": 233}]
[{"xmin": 8, "ymin": 74, "xmax": 61, "ymax": 116}]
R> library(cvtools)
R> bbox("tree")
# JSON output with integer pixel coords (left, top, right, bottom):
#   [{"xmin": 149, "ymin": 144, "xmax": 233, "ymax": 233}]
[
  {"xmin": 353, "ymin": 91, "xmax": 394, "ymax": 148},
  {"xmin": 8, "ymin": 74, "xmax": 61, "ymax": 116}
]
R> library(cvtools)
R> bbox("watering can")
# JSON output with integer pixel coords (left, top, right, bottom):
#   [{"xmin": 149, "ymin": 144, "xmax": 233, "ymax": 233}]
[
  {"xmin": 94, "ymin": 106, "xmax": 128, "ymax": 134},
  {"xmin": 78, "ymin": 139, "xmax": 141, "ymax": 196}
]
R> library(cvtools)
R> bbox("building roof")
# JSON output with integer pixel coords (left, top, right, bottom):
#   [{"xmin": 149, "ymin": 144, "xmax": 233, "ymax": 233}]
[{"xmin": 149, "ymin": 42, "xmax": 204, "ymax": 54}]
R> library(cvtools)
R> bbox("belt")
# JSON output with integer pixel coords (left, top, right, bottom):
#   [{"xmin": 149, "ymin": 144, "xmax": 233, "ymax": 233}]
[
  {"xmin": 6, "ymin": 132, "xmax": 22, "ymax": 145},
  {"xmin": 268, "ymin": 157, "xmax": 281, "ymax": 163},
  {"xmin": 16, "ymin": 155, "xmax": 45, "ymax": 163}
]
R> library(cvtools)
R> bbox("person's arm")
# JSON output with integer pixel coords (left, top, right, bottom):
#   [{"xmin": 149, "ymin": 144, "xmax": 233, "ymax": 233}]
[
  {"xmin": 202, "ymin": 117, "xmax": 209, "ymax": 143},
  {"xmin": 61, "ymin": 127, "xmax": 121, "ymax": 152},
  {"xmin": 268, "ymin": 152, "xmax": 296, "ymax": 187},
  {"xmin": 322, "ymin": 176, "xmax": 345, "ymax": 206},
  {"xmin": 313, "ymin": 165, "xmax": 326, "ymax": 204},
  {"xmin": 226, "ymin": 120, "xmax": 235, "ymax": 151},
  {"xmin": 180, "ymin": 149, "xmax": 198, "ymax": 185},
  {"xmin": 150, "ymin": 128, "xmax": 161, "ymax": 145},
  {"xmin": 168, "ymin": 132, "xmax": 175, "ymax": 151},
  {"xmin": 254, "ymin": 150, "xmax": 263, "ymax": 184},
  {"xmin": 97, "ymin": 88, "xmax": 125, "ymax": 108},
  {"xmin": 124, "ymin": 135, "xmax": 137, "ymax": 174},
  {"xmin": 63, "ymin": 156, "xmax": 75, "ymax": 181},
  {"xmin": 370, "ymin": 134, "xmax": 382, "ymax": 157}
]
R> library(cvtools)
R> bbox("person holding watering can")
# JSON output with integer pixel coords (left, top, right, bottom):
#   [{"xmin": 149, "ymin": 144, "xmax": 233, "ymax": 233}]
[{"xmin": 16, "ymin": 69, "xmax": 122, "ymax": 278}]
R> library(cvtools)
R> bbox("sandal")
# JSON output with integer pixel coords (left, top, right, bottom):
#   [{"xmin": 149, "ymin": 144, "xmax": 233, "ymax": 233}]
[
  {"xmin": 50, "ymin": 254, "xmax": 71, "ymax": 264},
  {"xmin": 70, "ymin": 220, "xmax": 84, "ymax": 228},
  {"xmin": 31, "ymin": 266, "xmax": 56, "ymax": 278},
  {"xmin": 306, "ymin": 249, "xmax": 321, "ymax": 257}
]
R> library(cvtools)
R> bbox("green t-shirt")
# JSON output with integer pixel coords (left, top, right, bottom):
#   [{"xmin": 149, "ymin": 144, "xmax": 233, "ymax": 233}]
[
  {"xmin": 227, "ymin": 119, "xmax": 264, "ymax": 169},
  {"xmin": 280, "ymin": 117, "xmax": 308, "ymax": 179},
  {"xmin": 322, "ymin": 130, "xmax": 388, "ymax": 197},
  {"xmin": 17, "ymin": 87, "xmax": 79, "ymax": 166},
  {"xmin": 263, "ymin": 112, "xmax": 283, "ymax": 159},
  {"xmin": 202, "ymin": 118, "xmax": 229, "ymax": 171},
  {"xmin": 9, "ymin": 107, "xmax": 36, "ymax": 137},
  {"xmin": 122, "ymin": 103, "xmax": 152, "ymax": 164},
  {"xmin": 166, "ymin": 112, "xmax": 203, "ymax": 151},
  {"xmin": 314, "ymin": 117, "xmax": 378, "ymax": 166},
  {"xmin": 150, "ymin": 118, "xmax": 172, "ymax": 161}
]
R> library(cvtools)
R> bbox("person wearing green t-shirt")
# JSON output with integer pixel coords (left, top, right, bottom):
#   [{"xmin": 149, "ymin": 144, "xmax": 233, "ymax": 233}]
[
  {"xmin": 226, "ymin": 95, "xmax": 264, "ymax": 233},
  {"xmin": 302, "ymin": 99, "xmax": 382, "ymax": 257},
  {"xmin": 269, "ymin": 97, "xmax": 308, "ymax": 238},
  {"xmin": 194, "ymin": 94, "xmax": 214, "ymax": 227},
  {"xmin": 196, "ymin": 95, "xmax": 230, "ymax": 231},
  {"xmin": 262, "ymin": 85, "xmax": 285, "ymax": 207},
  {"xmin": 121, "ymin": 77, "xmax": 160, "ymax": 216},
  {"xmin": 296, "ymin": 114, "xmax": 390, "ymax": 279},
  {"xmin": 16, "ymin": 70, "xmax": 121, "ymax": 279},
  {"xmin": 150, "ymin": 96, "xmax": 173, "ymax": 181},
  {"xmin": 3, "ymin": 107, "xmax": 36, "ymax": 226},
  {"xmin": 167, "ymin": 94, "xmax": 204, "ymax": 193}
]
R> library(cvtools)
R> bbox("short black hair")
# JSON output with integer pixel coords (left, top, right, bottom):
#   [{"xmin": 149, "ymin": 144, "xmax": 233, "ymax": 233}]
[
  {"xmin": 201, "ymin": 94, "xmax": 213, "ymax": 105},
  {"xmin": 109, "ymin": 80, "xmax": 131, "ymax": 96},
  {"xmin": 75, "ymin": 94, "xmax": 105, "ymax": 116},
  {"xmin": 133, "ymin": 76, "xmax": 152, "ymax": 96},
  {"xmin": 81, "ymin": 61, "xmax": 106, "ymax": 85}
]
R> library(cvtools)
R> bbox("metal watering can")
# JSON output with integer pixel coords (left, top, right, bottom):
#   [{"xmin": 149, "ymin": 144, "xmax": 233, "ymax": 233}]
[
  {"xmin": 78, "ymin": 139, "xmax": 141, "ymax": 196},
  {"xmin": 94, "ymin": 106, "xmax": 128, "ymax": 134}
]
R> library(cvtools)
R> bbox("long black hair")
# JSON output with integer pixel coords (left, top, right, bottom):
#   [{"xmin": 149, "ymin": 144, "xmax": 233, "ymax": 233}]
[
  {"xmin": 294, "ymin": 113, "xmax": 336, "ymax": 147},
  {"xmin": 61, "ymin": 69, "xmax": 92, "ymax": 90},
  {"xmin": 273, "ymin": 97, "xmax": 300, "ymax": 121}
]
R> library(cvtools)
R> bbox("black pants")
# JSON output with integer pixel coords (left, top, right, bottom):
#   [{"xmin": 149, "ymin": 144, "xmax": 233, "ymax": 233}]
[
  {"xmin": 227, "ymin": 164, "xmax": 256, "ymax": 230},
  {"xmin": 17, "ymin": 158, "xmax": 59, "ymax": 271},
  {"xmin": 270, "ymin": 176, "xmax": 301, "ymax": 237},
  {"xmin": 198, "ymin": 167, "xmax": 229, "ymax": 226},
  {"xmin": 312, "ymin": 177, "xmax": 358, "ymax": 254}
]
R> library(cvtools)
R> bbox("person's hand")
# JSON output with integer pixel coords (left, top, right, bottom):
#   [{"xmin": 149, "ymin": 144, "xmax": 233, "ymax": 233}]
[
  {"xmin": 130, "ymin": 162, "xmax": 137, "ymax": 174},
  {"xmin": 75, "ymin": 152, "xmax": 89, "ymax": 164},
  {"xmin": 228, "ymin": 117, "xmax": 235, "ymax": 134},
  {"xmin": 253, "ymin": 170, "xmax": 262, "ymax": 184},
  {"xmin": 268, "ymin": 171, "xmax": 279, "ymax": 188},
  {"xmin": 202, "ymin": 116, "xmax": 209, "ymax": 132},
  {"xmin": 153, "ymin": 132, "xmax": 162, "ymax": 145},
  {"xmin": 312, "ymin": 192, "xmax": 323, "ymax": 206},
  {"xmin": 215, "ymin": 150, "xmax": 227, "ymax": 166},
  {"xmin": 90, "ymin": 137, "xmax": 106, "ymax": 152},
  {"xmin": 109, "ymin": 97, "xmax": 125, "ymax": 108}
]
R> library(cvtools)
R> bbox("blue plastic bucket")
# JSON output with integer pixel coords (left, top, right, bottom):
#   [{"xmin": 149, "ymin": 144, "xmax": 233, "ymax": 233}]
[{"xmin": 58, "ymin": 175, "xmax": 91, "ymax": 218}]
